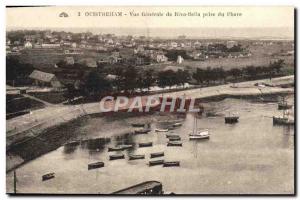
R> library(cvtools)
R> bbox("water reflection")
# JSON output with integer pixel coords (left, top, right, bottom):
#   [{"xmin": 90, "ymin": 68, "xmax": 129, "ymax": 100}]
[{"xmin": 7, "ymin": 97, "xmax": 294, "ymax": 194}]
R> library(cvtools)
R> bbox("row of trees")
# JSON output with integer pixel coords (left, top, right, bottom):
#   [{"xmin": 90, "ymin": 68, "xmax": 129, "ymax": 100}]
[
  {"xmin": 193, "ymin": 59, "xmax": 285, "ymax": 84},
  {"xmin": 77, "ymin": 67, "xmax": 191, "ymax": 99},
  {"xmin": 78, "ymin": 59, "xmax": 285, "ymax": 99}
]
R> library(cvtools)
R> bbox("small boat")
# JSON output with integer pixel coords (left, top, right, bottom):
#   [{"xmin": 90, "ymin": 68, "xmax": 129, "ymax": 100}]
[
  {"xmin": 119, "ymin": 144, "xmax": 133, "ymax": 150},
  {"xmin": 108, "ymin": 146, "xmax": 125, "ymax": 152},
  {"xmin": 169, "ymin": 137, "xmax": 181, "ymax": 141},
  {"xmin": 189, "ymin": 130, "xmax": 210, "ymax": 140},
  {"xmin": 139, "ymin": 142, "xmax": 153, "ymax": 148},
  {"xmin": 129, "ymin": 154, "xmax": 145, "ymax": 160},
  {"xmin": 109, "ymin": 154, "xmax": 125, "ymax": 160},
  {"xmin": 155, "ymin": 128, "xmax": 168, "ymax": 132},
  {"xmin": 150, "ymin": 152, "xmax": 164, "ymax": 158},
  {"xmin": 134, "ymin": 129, "xmax": 151, "ymax": 134},
  {"xmin": 167, "ymin": 141, "xmax": 182, "ymax": 147},
  {"xmin": 278, "ymin": 100, "xmax": 293, "ymax": 110},
  {"xmin": 163, "ymin": 161, "xmax": 180, "ymax": 167},
  {"xmin": 42, "ymin": 173, "xmax": 55, "ymax": 181},
  {"xmin": 225, "ymin": 112, "xmax": 239, "ymax": 124},
  {"xmin": 190, "ymin": 116, "xmax": 210, "ymax": 140},
  {"xmin": 149, "ymin": 160, "xmax": 164, "ymax": 166},
  {"xmin": 273, "ymin": 110, "xmax": 294, "ymax": 125},
  {"xmin": 88, "ymin": 162, "xmax": 104, "ymax": 170},
  {"xmin": 172, "ymin": 123, "xmax": 182, "ymax": 127},
  {"xmin": 112, "ymin": 181, "xmax": 163, "ymax": 194},
  {"xmin": 131, "ymin": 123, "xmax": 146, "ymax": 127},
  {"xmin": 166, "ymin": 134, "xmax": 180, "ymax": 139}
]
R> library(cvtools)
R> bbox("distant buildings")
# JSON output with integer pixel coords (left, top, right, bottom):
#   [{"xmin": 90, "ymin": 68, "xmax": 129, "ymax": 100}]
[
  {"xmin": 41, "ymin": 43, "xmax": 61, "ymax": 48},
  {"xmin": 226, "ymin": 41, "xmax": 238, "ymax": 49}
]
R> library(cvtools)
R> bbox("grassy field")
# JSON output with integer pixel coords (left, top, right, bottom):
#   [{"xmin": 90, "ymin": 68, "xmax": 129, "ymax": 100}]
[
  {"xmin": 6, "ymin": 94, "xmax": 45, "ymax": 119},
  {"xmin": 28, "ymin": 91, "xmax": 68, "ymax": 104}
]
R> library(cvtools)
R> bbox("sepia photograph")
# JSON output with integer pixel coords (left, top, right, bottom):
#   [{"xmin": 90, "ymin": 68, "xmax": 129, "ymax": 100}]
[{"xmin": 5, "ymin": 6, "xmax": 295, "ymax": 195}]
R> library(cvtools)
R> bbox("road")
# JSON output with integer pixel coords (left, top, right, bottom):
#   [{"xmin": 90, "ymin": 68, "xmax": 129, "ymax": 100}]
[{"xmin": 6, "ymin": 75, "xmax": 294, "ymax": 146}]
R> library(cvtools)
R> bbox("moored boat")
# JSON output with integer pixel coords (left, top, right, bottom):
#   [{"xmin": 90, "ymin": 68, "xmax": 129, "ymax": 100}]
[
  {"xmin": 225, "ymin": 116, "xmax": 239, "ymax": 124},
  {"xmin": 155, "ymin": 128, "xmax": 168, "ymax": 132},
  {"xmin": 111, "ymin": 180, "xmax": 163, "ymax": 194},
  {"xmin": 172, "ymin": 122, "xmax": 182, "ymax": 127},
  {"xmin": 163, "ymin": 161, "xmax": 180, "ymax": 167},
  {"xmin": 109, "ymin": 154, "xmax": 125, "ymax": 160},
  {"xmin": 167, "ymin": 141, "xmax": 182, "ymax": 147},
  {"xmin": 139, "ymin": 142, "xmax": 153, "ymax": 148},
  {"xmin": 169, "ymin": 137, "xmax": 181, "ymax": 141},
  {"xmin": 88, "ymin": 162, "xmax": 104, "ymax": 170},
  {"xmin": 150, "ymin": 152, "xmax": 164, "ymax": 158},
  {"xmin": 189, "ymin": 129, "xmax": 209, "ymax": 140},
  {"xmin": 278, "ymin": 99, "xmax": 293, "ymax": 110},
  {"xmin": 131, "ymin": 123, "xmax": 146, "ymax": 127},
  {"xmin": 119, "ymin": 144, "xmax": 133, "ymax": 150},
  {"xmin": 225, "ymin": 112, "xmax": 239, "ymax": 124},
  {"xmin": 134, "ymin": 129, "xmax": 151, "ymax": 134},
  {"xmin": 129, "ymin": 154, "xmax": 145, "ymax": 160},
  {"xmin": 189, "ymin": 115, "xmax": 210, "ymax": 140},
  {"xmin": 42, "ymin": 173, "xmax": 55, "ymax": 181},
  {"xmin": 273, "ymin": 109, "xmax": 294, "ymax": 126},
  {"xmin": 149, "ymin": 160, "xmax": 164, "ymax": 166},
  {"xmin": 108, "ymin": 146, "xmax": 125, "ymax": 152},
  {"xmin": 273, "ymin": 116, "xmax": 294, "ymax": 125},
  {"xmin": 166, "ymin": 134, "xmax": 180, "ymax": 139}
]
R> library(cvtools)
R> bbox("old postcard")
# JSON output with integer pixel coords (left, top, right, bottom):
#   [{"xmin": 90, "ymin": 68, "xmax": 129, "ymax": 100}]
[{"xmin": 6, "ymin": 6, "xmax": 294, "ymax": 195}]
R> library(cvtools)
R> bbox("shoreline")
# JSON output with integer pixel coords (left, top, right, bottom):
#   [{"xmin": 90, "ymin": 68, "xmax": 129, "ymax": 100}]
[
  {"xmin": 7, "ymin": 75, "xmax": 294, "ymax": 147},
  {"xmin": 6, "ymin": 76, "xmax": 294, "ymax": 172}
]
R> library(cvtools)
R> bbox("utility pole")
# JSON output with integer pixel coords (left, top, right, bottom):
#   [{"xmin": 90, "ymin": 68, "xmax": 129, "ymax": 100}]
[{"xmin": 13, "ymin": 170, "xmax": 17, "ymax": 194}]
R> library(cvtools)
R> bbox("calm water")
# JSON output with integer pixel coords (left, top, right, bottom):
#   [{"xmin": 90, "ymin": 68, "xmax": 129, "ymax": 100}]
[{"xmin": 7, "ymin": 98, "xmax": 294, "ymax": 194}]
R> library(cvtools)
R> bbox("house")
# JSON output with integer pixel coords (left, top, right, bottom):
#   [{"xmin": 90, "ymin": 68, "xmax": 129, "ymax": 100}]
[
  {"xmin": 64, "ymin": 57, "xmax": 75, "ymax": 65},
  {"xmin": 29, "ymin": 70, "xmax": 63, "ymax": 88},
  {"xmin": 41, "ymin": 43, "xmax": 61, "ymax": 48},
  {"xmin": 176, "ymin": 55, "xmax": 184, "ymax": 64},
  {"xmin": 71, "ymin": 42, "xmax": 77, "ymax": 48},
  {"xmin": 79, "ymin": 58, "xmax": 97, "ymax": 68},
  {"xmin": 226, "ymin": 41, "xmax": 238, "ymax": 49},
  {"xmin": 170, "ymin": 42, "xmax": 178, "ymax": 48},
  {"xmin": 24, "ymin": 41, "xmax": 33, "ymax": 49},
  {"xmin": 155, "ymin": 54, "xmax": 168, "ymax": 63}
]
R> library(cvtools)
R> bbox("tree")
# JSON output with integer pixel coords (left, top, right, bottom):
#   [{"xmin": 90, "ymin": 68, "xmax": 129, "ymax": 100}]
[
  {"xmin": 83, "ymin": 71, "xmax": 112, "ymax": 97},
  {"xmin": 228, "ymin": 68, "xmax": 242, "ymax": 79},
  {"xmin": 141, "ymin": 69, "xmax": 156, "ymax": 92},
  {"xmin": 244, "ymin": 65, "xmax": 258, "ymax": 78},
  {"xmin": 193, "ymin": 68, "xmax": 206, "ymax": 84},
  {"xmin": 123, "ymin": 66, "xmax": 139, "ymax": 94},
  {"xmin": 157, "ymin": 70, "xmax": 177, "ymax": 89},
  {"xmin": 270, "ymin": 59, "xmax": 285, "ymax": 74},
  {"xmin": 176, "ymin": 69, "xmax": 191, "ymax": 87},
  {"xmin": 6, "ymin": 57, "xmax": 34, "ymax": 85}
]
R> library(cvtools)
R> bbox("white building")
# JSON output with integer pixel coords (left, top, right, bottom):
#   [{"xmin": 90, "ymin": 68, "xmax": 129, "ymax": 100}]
[
  {"xmin": 24, "ymin": 41, "xmax": 33, "ymax": 49},
  {"xmin": 226, "ymin": 41, "xmax": 238, "ymax": 49},
  {"xmin": 177, "ymin": 55, "xmax": 184, "ymax": 64}
]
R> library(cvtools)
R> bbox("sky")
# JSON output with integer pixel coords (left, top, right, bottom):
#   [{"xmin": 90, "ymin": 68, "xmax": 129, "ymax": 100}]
[{"xmin": 6, "ymin": 6, "xmax": 294, "ymax": 39}]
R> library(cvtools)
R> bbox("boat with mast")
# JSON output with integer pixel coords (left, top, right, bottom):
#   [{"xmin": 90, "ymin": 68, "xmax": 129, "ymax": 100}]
[
  {"xmin": 273, "ymin": 109, "xmax": 294, "ymax": 125},
  {"xmin": 189, "ymin": 115, "xmax": 209, "ymax": 140},
  {"xmin": 225, "ymin": 112, "xmax": 239, "ymax": 124},
  {"xmin": 278, "ymin": 96, "xmax": 293, "ymax": 110}
]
